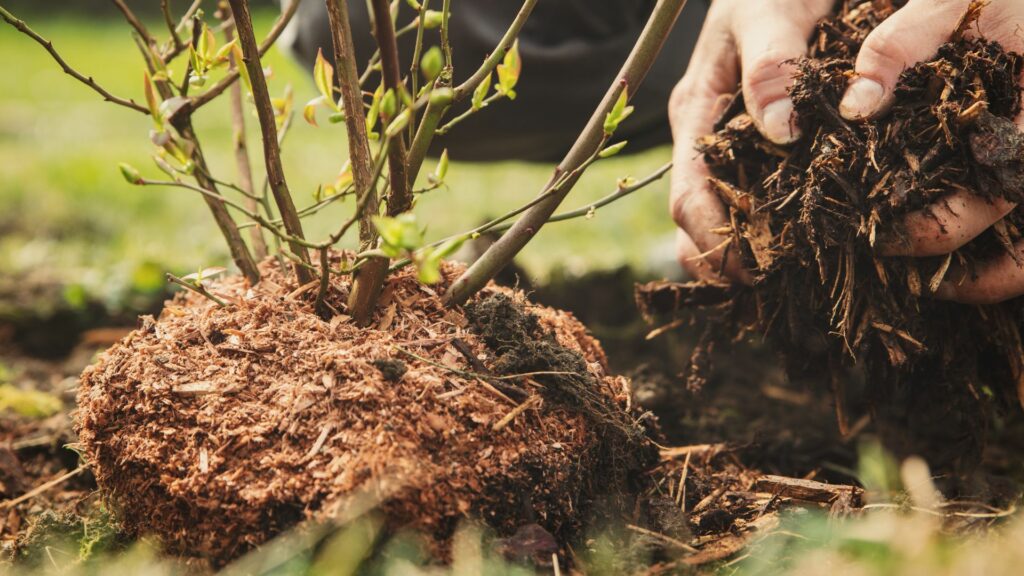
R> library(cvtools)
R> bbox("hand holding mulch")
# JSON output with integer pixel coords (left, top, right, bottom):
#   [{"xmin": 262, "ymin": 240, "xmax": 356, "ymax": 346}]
[{"xmin": 651, "ymin": 0, "xmax": 1024, "ymax": 467}]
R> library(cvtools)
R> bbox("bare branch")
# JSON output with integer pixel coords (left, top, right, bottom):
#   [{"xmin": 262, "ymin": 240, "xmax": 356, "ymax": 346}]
[
  {"xmin": 445, "ymin": 0, "xmax": 689, "ymax": 306},
  {"xmin": 161, "ymin": 0, "xmax": 185, "ymax": 53},
  {"xmin": 228, "ymin": 0, "xmax": 313, "ymax": 284},
  {"xmin": 370, "ymin": 0, "xmax": 413, "ymax": 216},
  {"xmin": 111, "ymin": 0, "xmax": 156, "ymax": 49},
  {"xmin": 0, "ymin": 6, "xmax": 149, "ymax": 114},
  {"xmin": 325, "ymin": 0, "xmax": 387, "ymax": 325},
  {"xmin": 221, "ymin": 6, "xmax": 268, "ymax": 260}
]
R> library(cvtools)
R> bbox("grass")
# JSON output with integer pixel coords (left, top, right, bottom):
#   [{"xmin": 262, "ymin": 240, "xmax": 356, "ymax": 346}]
[{"xmin": 0, "ymin": 11, "xmax": 676, "ymax": 311}]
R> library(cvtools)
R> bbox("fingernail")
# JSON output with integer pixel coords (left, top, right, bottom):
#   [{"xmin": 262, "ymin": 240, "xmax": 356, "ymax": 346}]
[
  {"xmin": 932, "ymin": 281, "xmax": 956, "ymax": 300},
  {"xmin": 762, "ymin": 99, "xmax": 800, "ymax": 145},
  {"xmin": 840, "ymin": 77, "xmax": 885, "ymax": 120}
]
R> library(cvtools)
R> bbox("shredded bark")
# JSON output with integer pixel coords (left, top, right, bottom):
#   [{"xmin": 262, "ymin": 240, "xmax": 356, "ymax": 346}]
[{"xmin": 76, "ymin": 255, "xmax": 654, "ymax": 563}]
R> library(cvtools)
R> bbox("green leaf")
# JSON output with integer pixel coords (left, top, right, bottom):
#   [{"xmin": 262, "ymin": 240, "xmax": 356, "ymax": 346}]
[
  {"xmin": 434, "ymin": 149, "xmax": 449, "ymax": 181},
  {"xmin": 385, "ymin": 109, "xmax": 411, "ymax": 138},
  {"xmin": 420, "ymin": 46, "xmax": 443, "ymax": 83},
  {"xmin": 416, "ymin": 236, "xmax": 465, "ymax": 285},
  {"xmin": 232, "ymin": 44, "xmax": 253, "ymax": 93},
  {"xmin": 380, "ymin": 88, "xmax": 397, "ymax": 120},
  {"xmin": 303, "ymin": 96, "xmax": 324, "ymax": 126},
  {"xmin": 328, "ymin": 112, "xmax": 347, "ymax": 124},
  {"xmin": 373, "ymin": 213, "xmax": 423, "ymax": 256},
  {"xmin": 422, "ymin": 10, "xmax": 444, "ymax": 29},
  {"xmin": 366, "ymin": 86, "xmax": 382, "ymax": 132},
  {"xmin": 143, "ymin": 73, "xmax": 163, "ymax": 128},
  {"xmin": 430, "ymin": 87, "xmax": 454, "ymax": 106},
  {"xmin": 0, "ymin": 384, "xmax": 62, "ymax": 419},
  {"xmin": 496, "ymin": 40, "xmax": 521, "ymax": 98},
  {"xmin": 119, "ymin": 163, "xmax": 143, "ymax": 185},
  {"xmin": 182, "ymin": 266, "xmax": 226, "ymax": 286},
  {"xmin": 189, "ymin": 44, "xmax": 205, "ymax": 77},
  {"xmin": 314, "ymin": 48, "xmax": 335, "ymax": 104},
  {"xmin": 603, "ymin": 87, "xmax": 633, "ymax": 135},
  {"xmin": 416, "ymin": 250, "xmax": 442, "ymax": 284},
  {"xmin": 405, "ymin": 0, "xmax": 422, "ymax": 9},
  {"xmin": 212, "ymin": 39, "xmax": 237, "ymax": 65},
  {"xmin": 434, "ymin": 235, "xmax": 466, "ymax": 259},
  {"xmin": 472, "ymin": 72, "xmax": 491, "ymax": 111},
  {"xmin": 152, "ymin": 154, "xmax": 177, "ymax": 178},
  {"xmin": 598, "ymin": 140, "xmax": 628, "ymax": 158},
  {"xmin": 196, "ymin": 23, "xmax": 212, "ymax": 60}
]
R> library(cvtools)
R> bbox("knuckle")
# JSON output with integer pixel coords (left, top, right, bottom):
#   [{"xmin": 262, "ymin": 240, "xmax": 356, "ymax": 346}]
[
  {"xmin": 743, "ymin": 50, "xmax": 797, "ymax": 108},
  {"xmin": 859, "ymin": 24, "xmax": 912, "ymax": 75},
  {"xmin": 668, "ymin": 80, "xmax": 695, "ymax": 121}
]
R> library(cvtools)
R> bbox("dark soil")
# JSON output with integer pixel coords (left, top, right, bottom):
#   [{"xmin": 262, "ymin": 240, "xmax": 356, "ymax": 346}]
[
  {"xmin": 75, "ymin": 256, "xmax": 655, "ymax": 564},
  {"xmin": 652, "ymin": 0, "xmax": 1024, "ymax": 470}
]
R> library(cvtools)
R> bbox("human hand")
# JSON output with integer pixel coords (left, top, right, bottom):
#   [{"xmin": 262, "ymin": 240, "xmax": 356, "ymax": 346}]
[
  {"xmin": 668, "ymin": 0, "xmax": 834, "ymax": 282},
  {"xmin": 838, "ymin": 0, "xmax": 1024, "ymax": 304}
]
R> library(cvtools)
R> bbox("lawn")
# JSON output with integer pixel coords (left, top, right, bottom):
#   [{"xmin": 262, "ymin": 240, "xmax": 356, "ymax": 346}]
[{"xmin": 0, "ymin": 10, "xmax": 676, "ymax": 311}]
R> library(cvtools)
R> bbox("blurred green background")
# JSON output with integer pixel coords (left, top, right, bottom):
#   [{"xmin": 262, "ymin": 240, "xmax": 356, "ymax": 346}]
[{"xmin": 0, "ymin": 4, "xmax": 676, "ymax": 318}]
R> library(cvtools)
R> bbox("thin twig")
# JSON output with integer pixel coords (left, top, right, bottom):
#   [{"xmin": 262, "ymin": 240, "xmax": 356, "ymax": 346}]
[
  {"xmin": 111, "ymin": 0, "xmax": 156, "ymax": 49},
  {"xmin": 1, "ymin": 466, "xmax": 86, "ymax": 510},
  {"xmin": 0, "ymin": 6, "xmax": 149, "ymax": 114},
  {"xmin": 222, "ymin": 7, "xmax": 268, "ymax": 259},
  {"xmin": 161, "ymin": 0, "xmax": 185, "ymax": 53},
  {"xmin": 167, "ymin": 273, "xmax": 231, "ymax": 307},
  {"xmin": 492, "ymin": 395, "xmax": 541, "ymax": 432},
  {"xmin": 445, "ymin": 0, "xmax": 689, "ymax": 306},
  {"xmin": 406, "ymin": 0, "xmax": 538, "ymax": 185},
  {"xmin": 189, "ymin": 0, "xmax": 303, "ymax": 111},
  {"xmin": 229, "ymin": 0, "xmax": 312, "ymax": 283},
  {"xmin": 625, "ymin": 524, "xmax": 698, "ymax": 553}
]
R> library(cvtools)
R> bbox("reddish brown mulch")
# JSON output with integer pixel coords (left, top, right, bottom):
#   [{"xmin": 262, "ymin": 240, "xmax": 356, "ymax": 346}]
[{"xmin": 76, "ymin": 256, "xmax": 654, "ymax": 563}]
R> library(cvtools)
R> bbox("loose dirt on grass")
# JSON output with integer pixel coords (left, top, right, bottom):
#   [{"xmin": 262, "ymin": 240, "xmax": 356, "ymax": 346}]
[
  {"xmin": 644, "ymin": 0, "xmax": 1024, "ymax": 468},
  {"xmin": 75, "ymin": 256, "xmax": 656, "ymax": 564}
]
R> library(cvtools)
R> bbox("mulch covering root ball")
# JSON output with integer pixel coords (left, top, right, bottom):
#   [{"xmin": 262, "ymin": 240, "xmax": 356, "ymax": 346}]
[{"xmin": 76, "ymin": 257, "xmax": 655, "ymax": 563}]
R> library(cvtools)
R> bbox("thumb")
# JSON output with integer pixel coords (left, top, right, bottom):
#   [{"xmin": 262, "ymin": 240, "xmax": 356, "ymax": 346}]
[
  {"xmin": 733, "ymin": 1, "xmax": 833, "ymax": 144},
  {"xmin": 840, "ymin": 0, "xmax": 969, "ymax": 120}
]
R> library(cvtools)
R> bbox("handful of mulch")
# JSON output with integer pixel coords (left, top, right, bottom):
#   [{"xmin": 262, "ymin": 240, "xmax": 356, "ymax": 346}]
[{"xmin": 644, "ymin": 0, "xmax": 1024, "ymax": 457}]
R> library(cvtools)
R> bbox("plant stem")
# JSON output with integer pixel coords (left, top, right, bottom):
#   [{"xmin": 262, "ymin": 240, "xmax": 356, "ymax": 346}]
[
  {"xmin": 167, "ymin": 273, "xmax": 230, "ymax": 307},
  {"xmin": 222, "ymin": 9, "xmax": 269, "ymax": 260},
  {"xmin": 175, "ymin": 120, "xmax": 264, "ymax": 283},
  {"xmin": 405, "ymin": 0, "xmax": 538, "ymax": 186},
  {"xmin": 444, "ymin": 0, "xmax": 688, "ymax": 306},
  {"xmin": 189, "ymin": 0, "xmax": 303, "ymax": 112},
  {"xmin": 161, "ymin": 0, "xmax": 184, "ymax": 53},
  {"xmin": 325, "ymin": 0, "xmax": 388, "ymax": 325},
  {"xmin": 0, "ymin": 6, "xmax": 149, "ymax": 114},
  {"xmin": 229, "ymin": 0, "xmax": 313, "ymax": 284},
  {"xmin": 110, "ymin": 0, "xmax": 156, "ymax": 49},
  {"xmin": 128, "ymin": 9, "xmax": 261, "ymax": 285},
  {"xmin": 370, "ymin": 0, "xmax": 413, "ymax": 216}
]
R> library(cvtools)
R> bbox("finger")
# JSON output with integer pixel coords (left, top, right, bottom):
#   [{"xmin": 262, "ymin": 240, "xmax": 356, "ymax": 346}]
[
  {"xmin": 934, "ymin": 240, "xmax": 1024, "ymax": 304},
  {"xmin": 676, "ymin": 229, "xmax": 721, "ymax": 282},
  {"xmin": 840, "ymin": 0, "xmax": 968, "ymax": 120},
  {"xmin": 732, "ymin": 0, "xmax": 833, "ymax": 145},
  {"xmin": 877, "ymin": 192, "xmax": 1016, "ymax": 257},
  {"xmin": 669, "ymin": 3, "xmax": 748, "ymax": 283}
]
